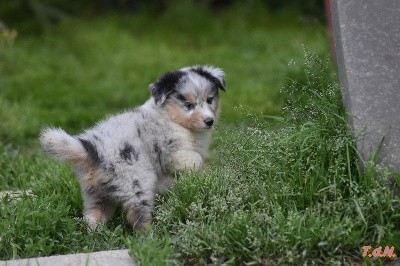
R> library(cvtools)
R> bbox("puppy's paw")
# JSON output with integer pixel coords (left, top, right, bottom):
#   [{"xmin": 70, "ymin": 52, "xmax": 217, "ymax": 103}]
[
  {"xmin": 173, "ymin": 150, "xmax": 203, "ymax": 171},
  {"xmin": 84, "ymin": 213, "xmax": 105, "ymax": 232},
  {"xmin": 127, "ymin": 208, "xmax": 152, "ymax": 232}
]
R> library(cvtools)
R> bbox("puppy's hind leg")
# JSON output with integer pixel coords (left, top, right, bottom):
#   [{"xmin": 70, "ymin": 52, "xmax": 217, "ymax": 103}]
[
  {"xmin": 77, "ymin": 168, "xmax": 116, "ymax": 231},
  {"xmin": 82, "ymin": 191, "xmax": 116, "ymax": 231},
  {"xmin": 126, "ymin": 200, "xmax": 153, "ymax": 232},
  {"xmin": 118, "ymin": 168, "xmax": 158, "ymax": 232},
  {"xmin": 85, "ymin": 202, "xmax": 115, "ymax": 231}
]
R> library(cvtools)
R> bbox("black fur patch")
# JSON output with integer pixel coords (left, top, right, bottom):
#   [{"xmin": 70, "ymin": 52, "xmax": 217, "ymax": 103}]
[
  {"xmin": 137, "ymin": 128, "xmax": 141, "ymax": 138},
  {"xmin": 101, "ymin": 178, "xmax": 113, "ymax": 186},
  {"xmin": 135, "ymin": 191, "xmax": 144, "ymax": 197},
  {"xmin": 166, "ymin": 139, "xmax": 178, "ymax": 150},
  {"xmin": 132, "ymin": 180, "xmax": 141, "ymax": 190},
  {"xmin": 85, "ymin": 185, "xmax": 97, "ymax": 195},
  {"xmin": 120, "ymin": 143, "xmax": 139, "ymax": 162},
  {"xmin": 79, "ymin": 138, "xmax": 101, "ymax": 165},
  {"xmin": 141, "ymin": 200, "xmax": 150, "ymax": 207},
  {"xmin": 103, "ymin": 163, "xmax": 116, "ymax": 177},
  {"xmin": 153, "ymin": 141, "xmax": 162, "ymax": 165},
  {"xmin": 150, "ymin": 70, "xmax": 186, "ymax": 104},
  {"xmin": 175, "ymin": 93, "xmax": 187, "ymax": 102},
  {"xmin": 192, "ymin": 67, "xmax": 225, "ymax": 91},
  {"xmin": 105, "ymin": 184, "xmax": 119, "ymax": 193}
]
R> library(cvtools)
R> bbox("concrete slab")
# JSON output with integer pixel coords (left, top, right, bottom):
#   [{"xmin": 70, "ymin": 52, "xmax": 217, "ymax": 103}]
[
  {"xmin": 332, "ymin": 1, "xmax": 400, "ymax": 169},
  {"xmin": 0, "ymin": 249, "xmax": 136, "ymax": 266}
]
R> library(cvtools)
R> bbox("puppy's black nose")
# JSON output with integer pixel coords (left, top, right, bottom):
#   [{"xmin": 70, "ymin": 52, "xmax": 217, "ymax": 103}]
[{"xmin": 204, "ymin": 118, "xmax": 214, "ymax": 127}]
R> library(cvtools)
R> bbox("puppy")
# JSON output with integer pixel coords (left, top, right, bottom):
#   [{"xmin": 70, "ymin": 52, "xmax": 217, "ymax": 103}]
[{"xmin": 40, "ymin": 65, "xmax": 225, "ymax": 230}]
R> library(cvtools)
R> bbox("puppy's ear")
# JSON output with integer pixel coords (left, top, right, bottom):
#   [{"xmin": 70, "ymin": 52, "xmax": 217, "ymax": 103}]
[
  {"xmin": 192, "ymin": 65, "xmax": 226, "ymax": 91},
  {"xmin": 149, "ymin": 70, "xmax": 185, "ymax": 105}
]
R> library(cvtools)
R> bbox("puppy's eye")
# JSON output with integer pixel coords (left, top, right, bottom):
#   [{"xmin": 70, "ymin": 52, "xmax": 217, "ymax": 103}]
[
  {"xmin": 206, "ymin": 97, "xmax": 213, "ymax": 104},
  {"xmin": 184, "ymin": 102, "xmax": 195, "ymax": 110}
]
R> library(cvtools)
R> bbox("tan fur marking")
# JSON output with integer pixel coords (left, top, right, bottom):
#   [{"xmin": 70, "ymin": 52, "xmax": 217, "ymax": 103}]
[
  {"xmin": 188, "ymin": 110, "xmax": 204, "ymax": 128},
  {"xmin": 185, "ymin": 94, "xmax": 196, "ymax": 104},
  {"xmin": 68, "ymin": 155, "xmax": 83, "ymax": 164},
  {"xmin": 165, "ymin": 102, "xmax": 211, "ymax": 130},
  {"xmin": 126, "ymin": 208, "xmax": 138, "ymax": 224},
  {"xmin": 126, "ymin": 208, "xmax": 152, "ymax": 231},
  {"xmin": 165, "ymin": 103, "xmax": 192, "ymax": 129},
  {"xmin": 88, "ymin": 204, "xmax": 107, "ymax": 221},
  {"xmin": 87, "ymin": 171, "xmax": 100, "ymax": 187},
  {"xmin": 80, "ymin": 166, "xmax": 103, "ymax": 190}
]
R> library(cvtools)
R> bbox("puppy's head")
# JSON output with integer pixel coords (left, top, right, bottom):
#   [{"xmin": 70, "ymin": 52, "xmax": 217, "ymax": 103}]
[{"xmin": 149, "ymin": 65, "xmax": 225, "ymax": 131}]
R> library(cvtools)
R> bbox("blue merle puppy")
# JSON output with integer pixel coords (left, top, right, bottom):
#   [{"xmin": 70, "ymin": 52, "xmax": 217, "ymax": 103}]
[{"xmin": 40, "ymin": 65, "xmax": 225, "ymax": 231}]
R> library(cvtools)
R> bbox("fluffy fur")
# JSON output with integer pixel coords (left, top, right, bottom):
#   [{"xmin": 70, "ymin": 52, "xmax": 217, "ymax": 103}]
[{"xmin": 40, "ymin": 65, "xmax": 225, "ymax": 230}]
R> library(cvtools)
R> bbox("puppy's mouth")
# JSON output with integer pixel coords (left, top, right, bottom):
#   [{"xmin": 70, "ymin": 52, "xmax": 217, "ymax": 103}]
[{"xmin": 193, "ymin": 125, "xmax": 214, "ymax": 131}]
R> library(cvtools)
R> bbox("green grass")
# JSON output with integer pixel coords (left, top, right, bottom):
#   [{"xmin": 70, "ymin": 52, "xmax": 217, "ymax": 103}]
[
  {"xmin": 1, "ymin": 2, "xmax": 399, "ymax": 265},
  {"xmin": 0, "ymin": 3, "xmax": 327, "ymax": 147}
]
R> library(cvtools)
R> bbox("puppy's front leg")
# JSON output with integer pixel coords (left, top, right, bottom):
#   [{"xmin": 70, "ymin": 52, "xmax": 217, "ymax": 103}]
[{"xmin": 172, "ymin": 150, "xmax": 203, "ymax": 171}]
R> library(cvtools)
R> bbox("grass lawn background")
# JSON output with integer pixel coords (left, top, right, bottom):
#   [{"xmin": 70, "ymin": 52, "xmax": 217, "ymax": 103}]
[
  {"xmin": 0, "ymin": 3, "xmax": 328, "ymax": 148},
  {"xmin": 1, "ymin": 2, "xmax": 399, "ymax": 265}
]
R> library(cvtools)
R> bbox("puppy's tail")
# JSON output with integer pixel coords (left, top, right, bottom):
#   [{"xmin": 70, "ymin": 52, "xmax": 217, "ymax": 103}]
[{"xmin": 40, "ymin": 128, "xmax": 88, "ymax": 165}]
